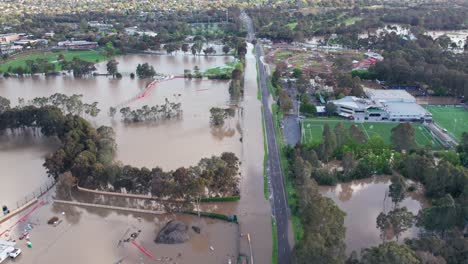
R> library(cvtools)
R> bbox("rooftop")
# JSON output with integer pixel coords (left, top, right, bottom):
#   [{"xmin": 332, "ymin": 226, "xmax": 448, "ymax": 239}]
[
  {"xmin": 365, "ymin": 88, "xmax": 416, "ymax": 103},
  {"xmin": 384, "ymin": 102, "xmax": 431, "ymax": 117},
  {"xmin": 332, "ymin": 96, "xmax": 383, "ymax": 111}
]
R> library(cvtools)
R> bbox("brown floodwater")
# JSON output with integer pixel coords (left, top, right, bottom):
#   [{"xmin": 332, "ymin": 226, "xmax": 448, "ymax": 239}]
[
  {"xmin": 0, "ymin": 54, "xmax": 239, "ymax": 171},
  {"xmin": 0, "ymin": 132, "xmax": 58, "ymax": 208},
  {"xmin": 0, "ymin": 190, "xmax": 238, "ymax": 264},
  {"xmin": 0, "ymin": 49, "xmax": 272, "ymax": 263},
  {"xmin": 320, "ymin": 176, "xmax": 428, "ymax": 255}
]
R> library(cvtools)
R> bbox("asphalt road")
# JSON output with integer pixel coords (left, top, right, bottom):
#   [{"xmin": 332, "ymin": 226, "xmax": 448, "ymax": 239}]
[{"xmin": 241, "ymin": 11, "xmax": 292, "ymax": 264}]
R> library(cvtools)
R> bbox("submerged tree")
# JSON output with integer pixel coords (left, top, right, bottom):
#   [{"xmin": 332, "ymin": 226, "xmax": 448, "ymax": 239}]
[
  {"xmin": 377, "ymin": 207, "xmax": 415, "ymax": 242},
  {"xmin": 209, "ymin": 107, "xmax": 235, "ymax": 126},
  {"xmin": 389, "ymin": 174, "xmax": 407, "ymax": 207},
  {"xmin": 106, "ymin": 59, "xmax": 119, "ymax": 78},
  {"xmin": 119, "ymin": 100, "xmax": 182, "ymax": 123},
  {"xmin": 136, "ymin": 63, "xmax": 156, "ymax": 78}
]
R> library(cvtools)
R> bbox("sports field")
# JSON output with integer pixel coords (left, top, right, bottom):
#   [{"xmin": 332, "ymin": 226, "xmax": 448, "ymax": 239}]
[
  {"xmin": 426, "ymin": 106, "xmax": 468, "ymax": 142},
  {"xmin": 0, "ymin": 50, "xmax": 107, "ymax": 72},
  {"xmin": 301, "ymin": 119, "xmax": 442, "ymax": 148}
]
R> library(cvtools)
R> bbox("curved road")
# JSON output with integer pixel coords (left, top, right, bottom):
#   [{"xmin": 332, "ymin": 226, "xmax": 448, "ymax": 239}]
[{"xmin": 241, "ymin": 11, "xmax": 292, "ymax": 264}]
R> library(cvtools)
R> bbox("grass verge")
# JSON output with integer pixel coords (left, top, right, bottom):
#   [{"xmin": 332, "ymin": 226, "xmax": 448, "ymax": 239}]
[
  {"xmin": 262, "ymin": 106, "xmax": 269, "ymax": 200},
  {"xmin": 256, "ymin": 57, "xmax": 262, "ymax": 100},
  {"xmin": 200, "ymin": 196, "xmax": 240, "ymax": 202},
  {"xmin": 184, "ymin": 211, "xmax": 238, "ymax": 223},
  {"xmin": 268, "ymin": 78, "xmax": 278, "ymax": 99},
  {"xmin": 271, "ymin": 103, "xmax": 303, "ymax": 241},
  {"xmin": 271, "ymin": 218, "xmax": 278, "ymax": 264}
]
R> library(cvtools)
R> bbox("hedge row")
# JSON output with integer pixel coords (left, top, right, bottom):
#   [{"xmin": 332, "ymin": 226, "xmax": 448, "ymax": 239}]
[
  {"xmin": 200, "ymin": 195, "xmax": 240, "ymax": 202},
  {"xmin": 184, "ymin": 211, "xmax": 238, "ymax": 224}
]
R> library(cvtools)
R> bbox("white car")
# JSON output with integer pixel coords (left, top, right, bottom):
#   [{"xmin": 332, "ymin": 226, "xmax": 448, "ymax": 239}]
[{"xmin": 7, "ymin": 248, "xmax": 21, "ymax": 259}]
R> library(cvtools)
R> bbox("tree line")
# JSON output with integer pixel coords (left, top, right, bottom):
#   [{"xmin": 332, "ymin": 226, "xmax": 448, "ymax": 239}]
[
  {"xmin": 289, "ymin": 122, "xmax": 468, "ymax": 263},
  {"xmin": 0, "ymin": 104, "xmax": 240, "ymax": 201},
  {"xmin": 16, "ymin": 93, "xmax": 100, "ymax": 118},
  {"xmin": 358, "ymin": 32, "xmax": 468, "ymax": 98},
  {"xmin": 112, "ymin": 99, "xmax": 182, "ymax": 123}
]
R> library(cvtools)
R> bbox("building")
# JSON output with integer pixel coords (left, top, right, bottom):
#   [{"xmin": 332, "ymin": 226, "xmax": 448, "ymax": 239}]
[
  {"xmin": 0, "ymin": 240, "xmax": 15, "ymax": 263},
  {"xmin": 331, "ymin": 88, "xmax": 432, "ymax": 122},
  {"xmin": 0, "ymin": 33, "xmax": 20, "ymax": 43},
  {"xmin": 364, "ymin": 51, "xmax": 384, "ymax": 61},
  {"xmin": 88, "ymin": 21, "xmax": 113, "ymax": 32},
  {"xmin": 57, "ymin": 40, "xmax": 98, "ymax": 50},
  {"xmin": 125, "ymin": 26, "xmax": 158, "ymax": 37},
  {"xmin": 44, "ymin": 32, "xmax": 55, "ymax": 38},
  {"xmin": 0, "ymin": 43, "xmax": 22, "ymax": 54}
]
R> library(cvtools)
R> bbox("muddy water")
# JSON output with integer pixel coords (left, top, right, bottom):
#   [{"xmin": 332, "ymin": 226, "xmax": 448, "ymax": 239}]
[
  {"xmin": 320, "ymin": 176, "xmax": 427, "ymax": 255},
  {"xmin": 0, "ymin": 191, "xmax": 238, "ymax": 264},
  {"xmin": 0, "ymin": 53, "xmax": 244, "ymax": 263},
  {"xmin": 113, "ymin": 77, "xmax": 242, "ymax": 170},
  {"xmin": 0, "ymin": 54, "xmax": 239, "ymax": 172},
  {"xmin": 0, "ymin": 132, "xmax": 58, "ymax": 208},
  {"xmin": 236, "ymin": 43, "xmax": 272, "ymax": 263}
]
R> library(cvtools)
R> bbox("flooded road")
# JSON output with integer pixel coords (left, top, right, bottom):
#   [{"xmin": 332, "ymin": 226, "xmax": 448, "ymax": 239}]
[
  {"xmin": 236, "ymin": 43, "xmax": 272, "ymax": 263},
  {"xmin": 320, "ymin": 176, "xmax": 427, "ymax": 255}
]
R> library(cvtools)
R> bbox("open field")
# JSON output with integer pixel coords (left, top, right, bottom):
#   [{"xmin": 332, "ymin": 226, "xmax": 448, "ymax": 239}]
[
  {"xmin": 301, "ymin": 119, "xmax": 442, "ymax": 148},
  {"xmin": 0, "ymin": 50, "xmax": 108, "ymax": 72},
  {"xmin": 426, "ymin": 106, "xmax": 468, "ymax": 142}
]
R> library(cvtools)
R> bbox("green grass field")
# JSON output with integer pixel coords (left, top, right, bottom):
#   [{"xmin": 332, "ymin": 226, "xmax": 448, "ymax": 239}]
[
  {"xmin": 344, "ymin": 17, "xmax": 362, "ymax": 26},
  {"xmin": 426, "ymin": 106, "xmax": 468, "ymax": 142},
  {"xmin": 301, "ymin": 119, "xmax": 442, "ymax": 148},
  {"xmin": 0, "ymin": 50, "xmax": 108, "ymax": 72}
]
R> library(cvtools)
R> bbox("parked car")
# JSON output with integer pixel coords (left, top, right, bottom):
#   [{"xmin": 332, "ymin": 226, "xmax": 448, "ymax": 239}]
[{"xmin": 7, "ymin": 248, "xmax": 21, "ymax": 259}]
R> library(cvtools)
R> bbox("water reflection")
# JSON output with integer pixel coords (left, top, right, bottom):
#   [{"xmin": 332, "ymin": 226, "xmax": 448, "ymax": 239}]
[{"xmin": 320, "ymin": 176, "xmax": 428, "ymax": 255}]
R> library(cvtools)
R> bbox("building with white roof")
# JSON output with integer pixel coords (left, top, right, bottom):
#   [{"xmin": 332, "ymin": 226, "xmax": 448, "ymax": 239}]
[
  {"xmin": 0, "ymin": 240, "xmax": 16, "ymax": 263},
  {"xmin": 331, "ymin": 89, "xmax": 432, "ymax": 122},
  {"xmin": 364, "ymin": 51, "xmax": 384, "ymax": 61}
]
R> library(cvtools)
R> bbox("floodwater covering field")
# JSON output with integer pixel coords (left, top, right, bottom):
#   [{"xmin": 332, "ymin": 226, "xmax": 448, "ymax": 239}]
[
  {"xmin": 320, "ymin": 176, "xmax": 428, "ymax": 255},
  {"xmin": 0, "ymin": 53, "xmax": 252, "ymax": 263}
]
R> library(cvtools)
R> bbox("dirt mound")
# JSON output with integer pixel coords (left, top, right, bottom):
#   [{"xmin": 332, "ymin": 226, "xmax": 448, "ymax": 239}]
[{"xmin": 155, "ymin": 220, "xmax": 190, "ymax": 244}]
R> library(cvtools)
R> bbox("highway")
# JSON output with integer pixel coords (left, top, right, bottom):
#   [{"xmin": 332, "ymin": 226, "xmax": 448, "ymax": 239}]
[{"xmin": 241, "ymin": 11, "xmax": 292, "ymax": 264}]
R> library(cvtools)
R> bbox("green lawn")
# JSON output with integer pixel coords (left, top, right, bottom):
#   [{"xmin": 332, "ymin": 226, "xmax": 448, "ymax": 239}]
[
  {"xmin": 275, "ymin": 51, "xmax": 293, "ymax": 60},
  {"xmin": 272, "ymin": 104, "xmax": 303, "ymax": 242},
  {"xmin": 426, "ymin": 106, "xmax": 468, "ymax": 142},
  {"xmin": 344, "ymin": 17, "xmax": 362, "ymax": 26},
  {"xmin": 0, "ymin": 50, "xmax": 108, "ymax": 72},
  {"xmin": 203, "ymin": 59, "xmax": 240, "ymax": 78},
  {"xmin": 301, "ymin": 119, "xmax": 442, "ymax": 149},
  {"xmin": 286, "ymin": 22, "xmax": 298, "ymax": 30}
]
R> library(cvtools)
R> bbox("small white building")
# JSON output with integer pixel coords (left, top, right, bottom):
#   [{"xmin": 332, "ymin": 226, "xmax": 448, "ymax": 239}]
[
  {"xmin": 364, "ymin": 51, "xmax": 384, "ymax": 61},
  {"xmin": 125, "ymin": 26, "xmax": 157, "ymax": 37},
  {"xmin": 0, "ymin": 240, "xmax": 16, "ymax": 263}
]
